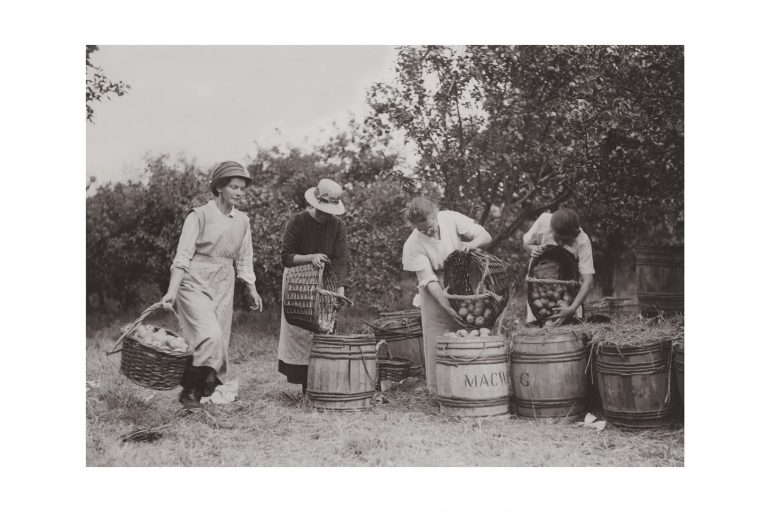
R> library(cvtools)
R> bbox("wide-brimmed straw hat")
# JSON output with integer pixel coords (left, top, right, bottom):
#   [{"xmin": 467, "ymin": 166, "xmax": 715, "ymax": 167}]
[
  {"xmin": 304, "ymin": 178, "xmax": 346, "ymax": 215},
  {"xmin": 210, "ymin": 161, "xmax": 252, "ymax": 195}
]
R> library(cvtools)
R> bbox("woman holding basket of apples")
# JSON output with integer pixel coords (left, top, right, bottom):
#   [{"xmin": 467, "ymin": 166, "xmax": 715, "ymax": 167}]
[
  {"xmin": 161, "ymin": 161, "xmax": 263, "ymax": 410},
  {"xmin": 401, "ymin": 197, "xmax": 492, "ymax": 395}
]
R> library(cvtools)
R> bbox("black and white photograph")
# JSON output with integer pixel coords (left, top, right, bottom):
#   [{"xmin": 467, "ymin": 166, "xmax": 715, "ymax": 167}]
[
  {"xmin": 85, "ymin": 44, "xmax": 684, "ymax": 466},
  {"xmin": 7, "ymin": 1, "xmax": 768, "ymax": 510}
]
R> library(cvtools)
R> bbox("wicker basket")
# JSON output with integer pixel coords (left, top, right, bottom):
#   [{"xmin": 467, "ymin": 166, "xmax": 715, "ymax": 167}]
[
  {"xmin": 366, "ymin": 312, "xmax": 422, "ymax": 340},
  {"xmin": 526, "ymin": 245, "xmax": 581, "ymax": 326},
  {"xmin": 283, "ymin": 263, "xmax": 353, "ymax": 333},
  {"xmin": 375, "ymin": 340, "xmax": 412, "ymax": 384},
  {"xmin": 443, "ymin": 249, "xmax": 511, "ymax": 330},
  {"xmin": 107, "ymin": 303, "xmax": 193, "ymax": 390}
]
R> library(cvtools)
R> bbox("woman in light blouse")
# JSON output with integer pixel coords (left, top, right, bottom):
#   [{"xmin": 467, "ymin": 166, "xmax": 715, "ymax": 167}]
[
  {"xmin": 161, "ymin": 161, "xmax": 263, "ymax": 410},
  {"xmin": 401, "ymin": 197, "xmax": 492, "ymax": 395}
]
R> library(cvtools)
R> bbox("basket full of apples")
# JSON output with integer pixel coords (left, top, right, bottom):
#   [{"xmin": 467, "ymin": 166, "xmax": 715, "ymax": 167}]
[
  {"xmin": 107, "ymin": 303, "xmax": 194, "ymax": 390},
  {"xmin": 444, "ymin": 249, "xmax": 511, "ymax": 331},
  {"xmin": 527, "ymin": 245, "xmax": 581, "ymax": 326}
]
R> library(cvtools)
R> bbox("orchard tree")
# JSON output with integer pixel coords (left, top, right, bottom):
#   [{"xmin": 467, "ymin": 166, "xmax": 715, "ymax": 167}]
[{"xmin": 86, "ymin": 45, "xmax": 130, "ymax": 123}]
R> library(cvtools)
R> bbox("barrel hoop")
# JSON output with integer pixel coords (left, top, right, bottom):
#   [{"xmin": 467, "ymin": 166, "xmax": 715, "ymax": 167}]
[
  {"xmin": 595, "ymin": 360, "xmax": 668, "ymax": 375},
  {"xmin": 598, "ymin": 343, "xmax": 669, "ymax": 357},
  {"xmin": 514, "ymin": 397, "xmax": 585, "ymax": 409},
  {"xmin": 306, "ymin": 390, "xmax": 375, "ymax": 402},
  {"xmin": 437, "ymin": 396, "xmax": 509, "ymax": 408},
  {"xmin": 603, "ymin": 407, "xmax": 676, "ymax": 421},
  {"xmin": 510, "ymin": 352, "xmax": 586, "ymax": 364},
  {"xmin": 312, "ymin": 340, "xmax": 377, "ymax": 347},
  {"xmin": 436, "ymin": 356, "xmax": 509, "ymax": 366},
  {"xmin": 308, "ymin": 353, "xmax": 377, "ymax": 362}
]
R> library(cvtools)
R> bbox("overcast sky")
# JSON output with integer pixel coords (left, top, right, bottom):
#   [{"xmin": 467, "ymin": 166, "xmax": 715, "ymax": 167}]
[{"xmin": 86, "ymin": 45, "xmax": 400, "ymax": 185}]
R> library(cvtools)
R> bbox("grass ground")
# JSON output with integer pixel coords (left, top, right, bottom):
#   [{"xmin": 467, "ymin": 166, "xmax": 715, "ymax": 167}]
[{"xmin": 86, "ymin": 307, "xmax": 684, "ymax": 467}]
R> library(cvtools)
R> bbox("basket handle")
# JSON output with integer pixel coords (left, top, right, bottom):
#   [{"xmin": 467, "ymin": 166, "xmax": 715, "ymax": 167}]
[
  {"xmin": 317, "ymin": 288, "xmax": 353, "ymax": 308},
  {"xmin": 107, "ymin": 302, "xmax": 180, "ymax": 356}
]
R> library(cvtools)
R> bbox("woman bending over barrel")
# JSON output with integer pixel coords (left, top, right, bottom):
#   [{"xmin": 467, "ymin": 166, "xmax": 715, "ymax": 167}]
[
  {"xmin": 277, "ymin": 178, "xmax": 350, "ymax": 398},
  {"xmin": 401, "ymin": 197, "xmax": 492, "ymax": 395},
  {"xmin": 522, "ymin": 207, "xmax": 594, "ymax": 324},
  {"xmin": 161, "ymin": 161, "xmax": 263, "ymax": 410}
]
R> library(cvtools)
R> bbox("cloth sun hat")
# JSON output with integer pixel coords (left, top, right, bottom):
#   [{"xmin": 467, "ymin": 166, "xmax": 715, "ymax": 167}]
[
  {"xmin": 304, "ymin": 178, "xmax": 346, "ymax": 215},
  {"xmin": 210, "ymin": 161, "xmax": 252, "ymax": 195}
]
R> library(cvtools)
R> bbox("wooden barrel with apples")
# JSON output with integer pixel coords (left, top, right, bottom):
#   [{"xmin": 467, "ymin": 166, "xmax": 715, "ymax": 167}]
[
  {"xmin": 435, "ymin": 335, "xmax": 510, "ymax": 417},
  {"xmin": 306, "ymin": 334, "xmax": 377, "ymax": 411},
  {"xmin": 634, "ymin": 245, "xmax": 684, "ymax": 317},
  {"xmin": 594, "ymin": 337, "xmax": 677, "ymax": 428},
  {"xmin": 509, "ymin": 330, "xmax": 588, "ymax": 418}
]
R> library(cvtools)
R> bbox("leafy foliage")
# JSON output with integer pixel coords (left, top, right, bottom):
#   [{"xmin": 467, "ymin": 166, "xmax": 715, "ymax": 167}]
[{"xmin": 86, "ymin": 45, "xmax": 131, "ymax": 123}]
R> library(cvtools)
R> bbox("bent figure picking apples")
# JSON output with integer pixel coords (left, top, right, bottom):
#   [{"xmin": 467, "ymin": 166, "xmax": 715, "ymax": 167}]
[
  {"xmin": 401, "ymin": 197, "xmax": 492, "ymax": 395},
  {"xmin": 522, "ymin": 208, "xmax": 595, "ymax": 325}
]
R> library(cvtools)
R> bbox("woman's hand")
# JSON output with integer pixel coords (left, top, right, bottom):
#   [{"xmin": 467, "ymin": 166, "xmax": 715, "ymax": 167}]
[
  {"xmin": 160, "ymin": 291, "xmax": 177, "ymax": 308},
  {"xmin": 249, "ymin": 289, "xmax": 263, "ymax": 312},
  {"xmin": 551, "ymin": 304, "xmax": 577, "ymax": 320},
  {"xmin": 311, "ymin": 253, "xmax": 330, "ymax": 268},
  {"xmin": 444, "ymin": 304, "xmax": 465, "ymax": 325},
  {"xmin": 530, "ymin": 245, "xmax": 545, "ymax": 258},
  {"xmin": 337, "ymin": 286, "xmax": 345, "ymax": 296}
]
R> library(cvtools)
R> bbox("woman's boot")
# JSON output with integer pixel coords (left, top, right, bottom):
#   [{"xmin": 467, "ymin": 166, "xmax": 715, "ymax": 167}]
[
  {"xmin": 179, "ymin": 366, "xmax": 202, "ymax": 410},
  {"xmin": 197, "ymin": 366, "xmax": 222, "ymax": 398}
]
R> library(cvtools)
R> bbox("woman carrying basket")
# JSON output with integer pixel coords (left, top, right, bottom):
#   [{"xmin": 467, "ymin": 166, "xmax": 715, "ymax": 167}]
[
  {"xmin": 277, "ymin": 178, "xmax": 350, "ymax": 397},
  {"xmin": 161, "ymin": 161, "xmax": 263, "ymax": 410},
  {"xmin": 401, "ymin": 197, "xmax": 492, "ymax": 395},
  {"xmin": 522, "ymin": 208, "xmax": 594, "ymax": 324}
]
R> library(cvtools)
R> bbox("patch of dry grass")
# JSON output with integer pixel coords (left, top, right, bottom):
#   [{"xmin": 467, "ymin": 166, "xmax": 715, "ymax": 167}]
[{"xmin": 86, "ymin": 308, "xmax": 684, "ymax": 467}]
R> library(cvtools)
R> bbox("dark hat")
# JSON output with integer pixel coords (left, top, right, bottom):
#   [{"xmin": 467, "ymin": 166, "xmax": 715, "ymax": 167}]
[{"xmin": 210, "ymin": 161, "xmax": 252, "ymax": 195}]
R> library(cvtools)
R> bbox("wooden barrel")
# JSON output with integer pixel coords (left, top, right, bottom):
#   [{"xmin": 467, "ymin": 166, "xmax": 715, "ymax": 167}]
[
  {"xmin": 673, "ymin": 344, "xmax": 684, "ymax": 405},
  {"xmin": 307, "ymin": 334, "xmax": 377, "ymax": 411},
  {"xmin": 376, "ymin": 310, "xmax": 425, "ymax": 377},
  {"xmin": 595, "ymin": 339, "xmax": 677, "ymax": 428},
  {"xmin": 635, "ymin": 245, "xmax": 684, "ymax": 317},
  {"xmin": 510, "ymin": 331, "xmax": 588, "ymax": 418},
  {"xmin": 435, "ymin": 335, "xmax": 510, "ymax": 417}
]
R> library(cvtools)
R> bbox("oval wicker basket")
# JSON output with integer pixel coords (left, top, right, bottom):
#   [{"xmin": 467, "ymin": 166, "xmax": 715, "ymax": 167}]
[
  {"xmin": 443, "ymin": 249, "xmax": 511, "ymax": 330},
  {"xmin": 107, "ymin": 303, "xmax": 193, "ymax": 390},
  {"xmin": 526, "ymin": 245, "xmax": 581, "ymax": 326},
  {"xmin": 375, "ymin": 340, "xmax": 412, "ymax": 384},
  {"xmin": 283, "ymin": 262, "xmax": 353, "ymax": 333}
]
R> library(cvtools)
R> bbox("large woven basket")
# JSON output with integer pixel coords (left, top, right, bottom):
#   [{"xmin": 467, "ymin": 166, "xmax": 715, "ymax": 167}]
[
  {"xmin": 443, "ymin": 249, "xmax": 511, "ymax": 330},
  {"xmin": 526, "ymin": 245, "xmax": 581, "ymax": 326},
  {"xmin": 283, "ymin": 263, "xmax": 353, "ymax": 333},
  {"xmin": 375, "ymin": 340, "xmax": 412, "ymax": 384},
  {"xmin": 107, "ymin": 303, "xmax": 193, "ymax": 390},
  {"xmin": 366, "ymin": 310, "xmax": 422, "ymax": 339}
]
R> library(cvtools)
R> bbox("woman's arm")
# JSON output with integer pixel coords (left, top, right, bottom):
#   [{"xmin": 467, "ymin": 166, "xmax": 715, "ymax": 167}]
[
  {"xmin": 281, "ymin": 215, "xmax": 329, "ymax": 269},
  {"xmin": 424, "ymin": 281, "xmax": 464, "ymax": 325},
  {"xmin": 236, "ymin": 223, "xmax": 263, "ymax": 311},
  {"xmin": 161, "ymin": 267, "xmax": 186, "ymax": 306},
  {"xmin": 162, "ymin": 212, "xmax": 199, "ymax": 306}
]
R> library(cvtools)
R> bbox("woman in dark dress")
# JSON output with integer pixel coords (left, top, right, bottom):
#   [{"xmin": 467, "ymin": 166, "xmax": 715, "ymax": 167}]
[{"xmin": 277, "ymin": 178, "xmax": 350, "ymax": 396}]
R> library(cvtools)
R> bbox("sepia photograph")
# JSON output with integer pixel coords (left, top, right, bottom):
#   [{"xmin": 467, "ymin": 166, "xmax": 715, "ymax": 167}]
[{"xmin": 86, "ymin": 44, "xmax": 684, "ymax": 467}]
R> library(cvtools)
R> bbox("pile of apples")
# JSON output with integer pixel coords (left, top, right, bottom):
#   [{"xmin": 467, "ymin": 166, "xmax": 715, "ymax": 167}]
[
  {"xmin": 444, "ymin": 327, "xmax": 493, "ymax": 338},
  {"xmin": 132, "ymin": 324, "xmax": 190, "ymax": 354},
  {"xmin": 454, "ymin": 298, "xmax": 495, "ymax": 328},
  {"xmin": 530, "ymin": 284, "xmax": 574, "ymax": 320}
]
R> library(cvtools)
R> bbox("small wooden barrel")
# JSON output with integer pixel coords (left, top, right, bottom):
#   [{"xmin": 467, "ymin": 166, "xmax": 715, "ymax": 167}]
[
  {"xmin": 374, "ymin": 310, "xmax": 425, "ymax": 377},
  {"xmin": 435, "ymin": 335, "xmax": 510, "ymax": 417},
  {"xmin": 635, "ymin": 245, "xmax": 684, "ymax": 317},
  {"xmin": 673, "ymin": 344, "xmax": 684, "ymax": 405},
  {"xmin": 510, "ymin": 331, "xmax": 588, "ymax": 418},
  {"xmin": 595, "ymin": 338, "xmax": 677, "ymax": 428},
  {"xmin": 307, "ymin": 334, "xmax": 377, "ymax": 411}
]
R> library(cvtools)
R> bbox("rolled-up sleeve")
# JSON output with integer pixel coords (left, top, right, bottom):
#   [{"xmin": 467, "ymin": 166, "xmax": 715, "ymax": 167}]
[
  {"xmin": 236, "ymin": 222, "xmax": 256, "ymax": 285},
  {"xmin": 281, "ymin": 216, "xmax": 301, "ymax": 268},
  {"xmin": 450, "ymin": 211, "xmax": 489, "ymax": 241},
  {"xmin": 170, "ymin": 212, "xmax": 200, "ymax": 273},
  {"xmin": 576, "ymin": 235, "xmax": 596, "ymax": 275},
  {"xmin": 523, "ymin": 213, "xmax": 546, "ymax": 247},
  {"xmin": 331, "ymin": 221, "xmax": 349, "ymax": 286},
  {"xmin": 403, "ymin": 241, "xmax": 437, "ymax": 288}
]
